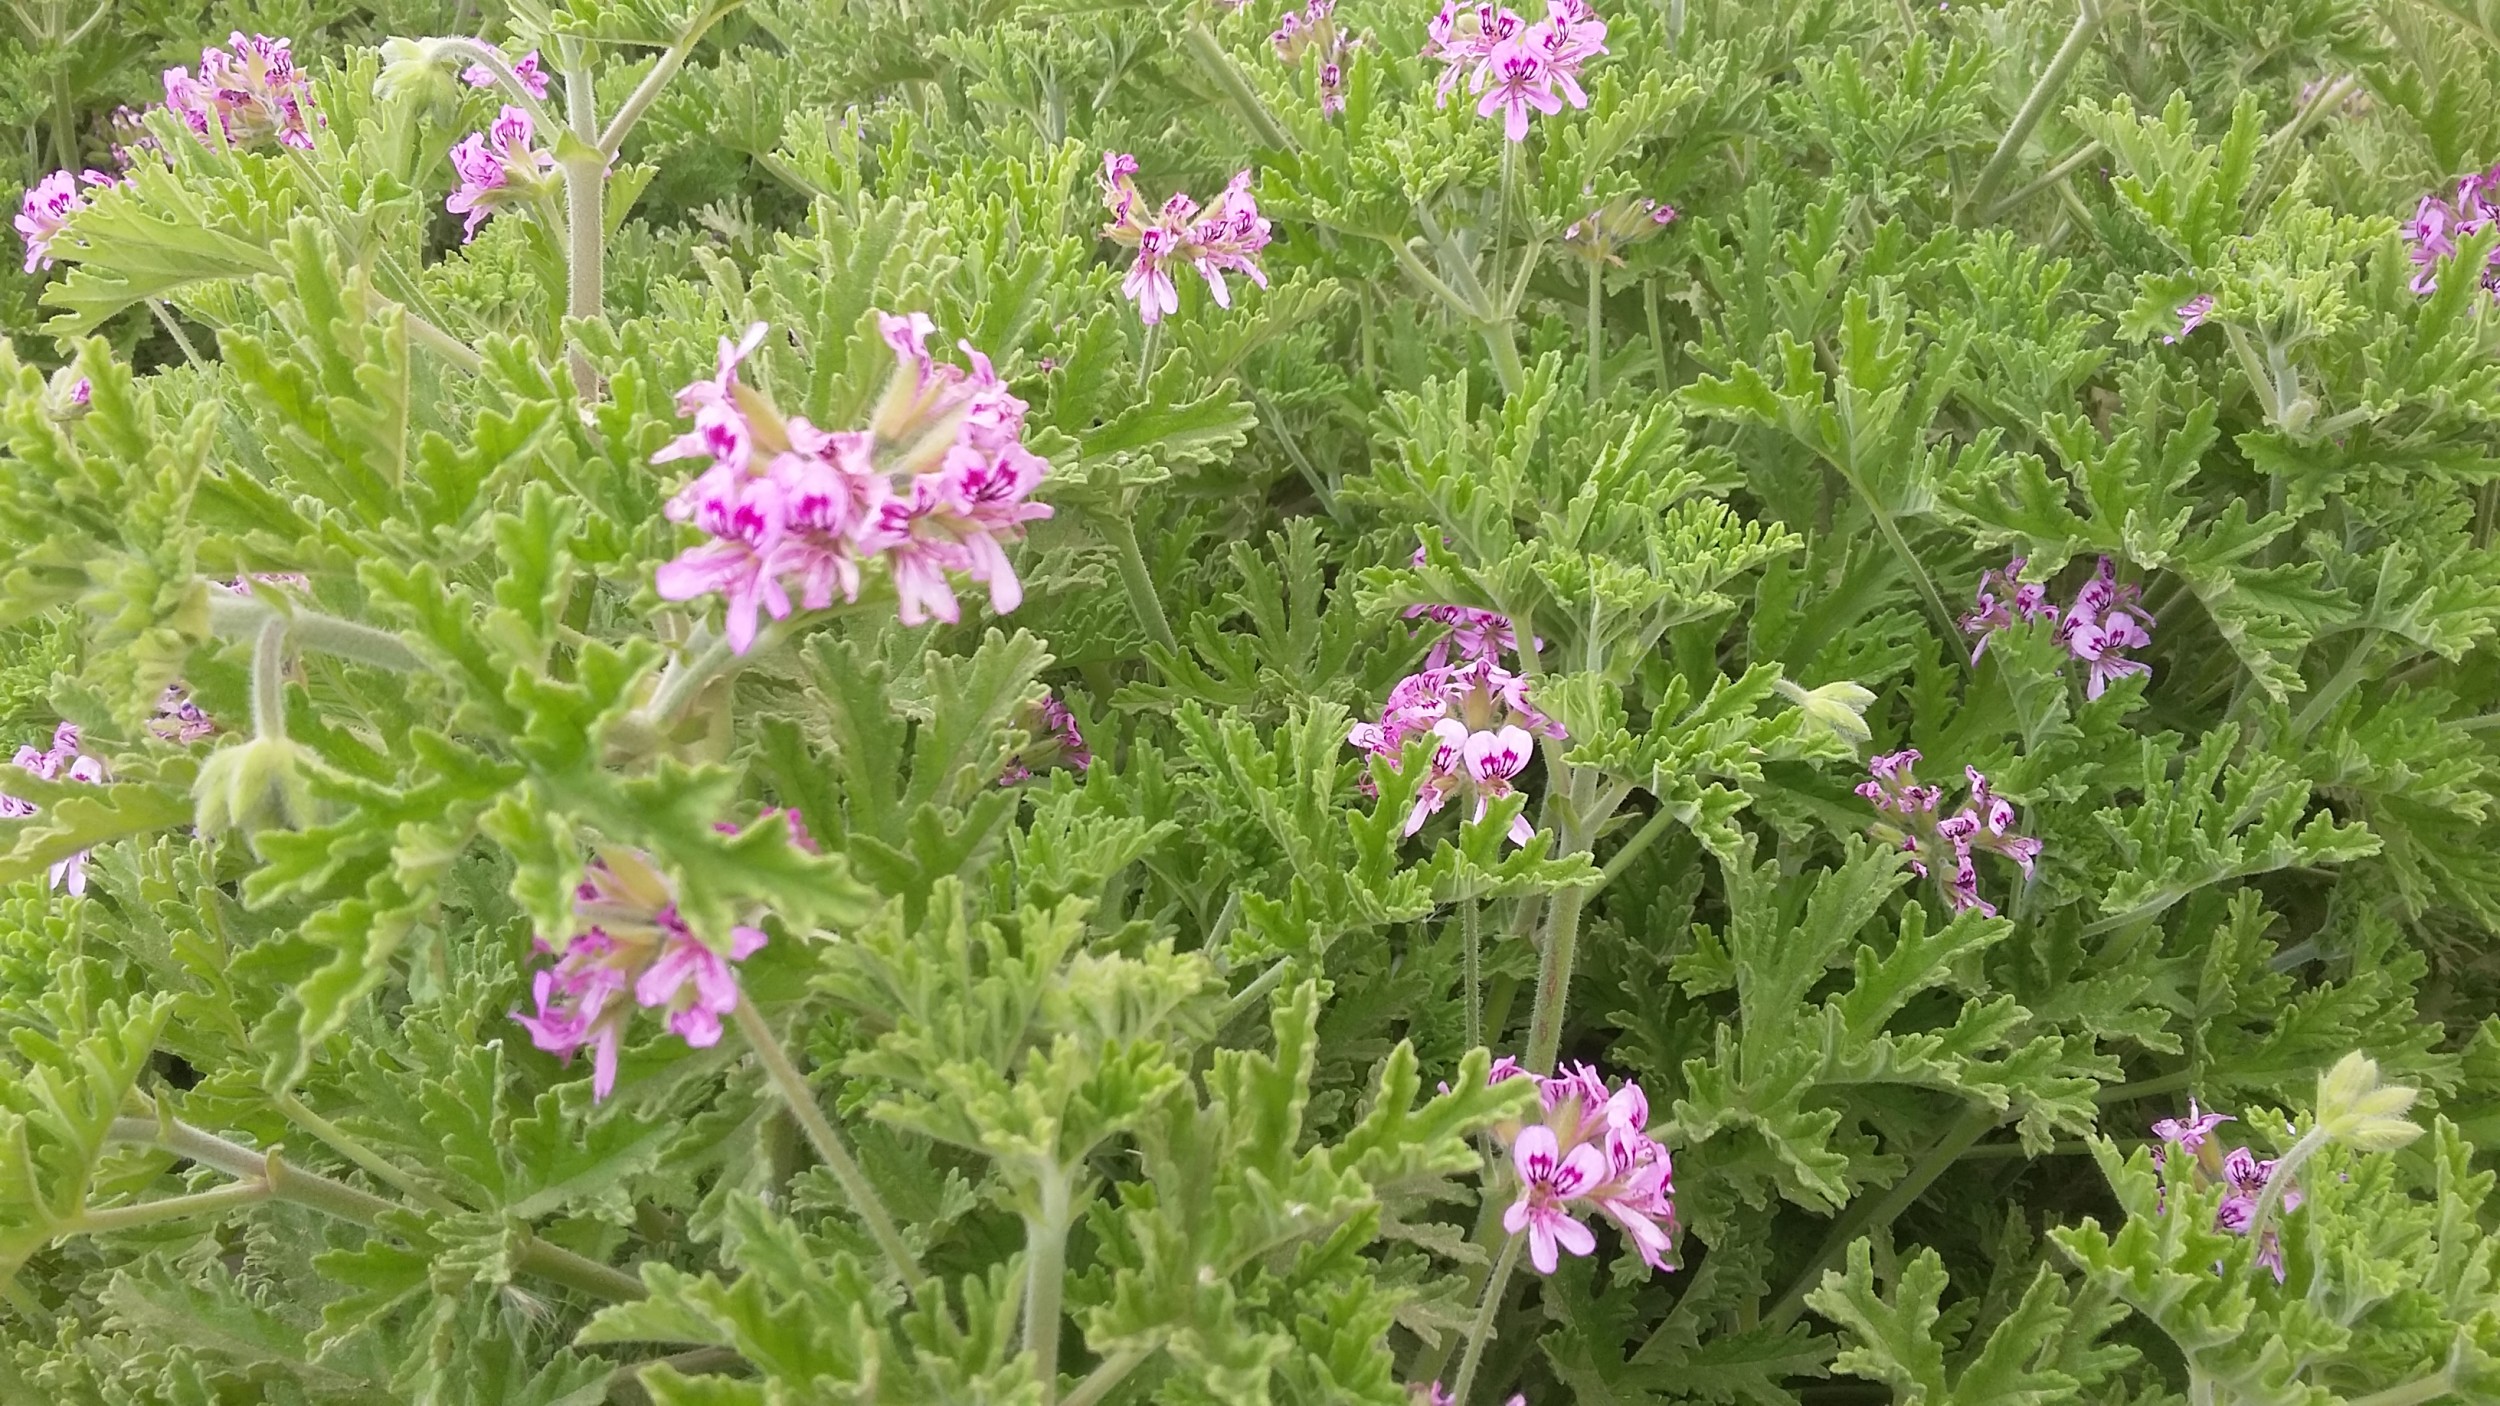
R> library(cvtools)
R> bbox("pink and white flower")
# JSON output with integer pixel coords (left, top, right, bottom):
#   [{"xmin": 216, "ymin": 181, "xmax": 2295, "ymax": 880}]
[
  {"xmin": 1100, "ymin": 154, "xmax": 1274, "ymax": 324},
  {"xmin": 1860, "ymin": 752, "xmax": 2040, "ymax": 917},
  {"xmin": 1427, "ymin": 0, "xmax": 1603, "ymax": 141},
  {"xmin": 1349, "ymin": 656, "xmax": 1562, "ymax": 846},
  {"xmin": 15, "ymin": 169, "xmax": 113, "ymax": 273},
  {"xmin": 162, "ymin": 33, "xmax": 318, "ymax": 151},
  {"xmin": 1488, "ymin": 1059, "xmax": 1679, "ymax": 1274},
  {"xmin": 445, "ymin": 104, "xmax": 557, "ymax": 242},
  {"xmin": 1, "ymin": 723, "xmax": 108, "ymax": 894}
]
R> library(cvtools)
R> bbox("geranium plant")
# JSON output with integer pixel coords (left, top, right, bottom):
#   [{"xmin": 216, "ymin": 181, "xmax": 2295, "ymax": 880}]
[{"xmin": 2, "ymin": 0, "xmax": 2499, "ymax": 1402}]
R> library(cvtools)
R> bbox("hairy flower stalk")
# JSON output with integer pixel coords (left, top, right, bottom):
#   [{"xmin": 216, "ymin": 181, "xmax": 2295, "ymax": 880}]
[
  {"xmin": 1098, "ymin": 154, "xmax": 1275, "ymax": 325},
  {"xmin": 1858, "ymin": 750, "xmax": 2041, "ymax": 916},
  {"xmin": 652, "ymin": 316, "xmax": 1052, "ymax": 651}
]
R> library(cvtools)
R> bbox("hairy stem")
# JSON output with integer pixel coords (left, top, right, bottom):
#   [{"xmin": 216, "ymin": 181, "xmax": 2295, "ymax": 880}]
[
  {"xmin": 1587, "ymin": 806, "xmax": 1676, "ymax": 901},
  {"xmin": 1585, "ymin": 267, "xmax": 1604, "ymax": 400},
  {"xmin": 730, "ymin": 997, "xmax": 927, "ymax": 1296},
  {"xmin": 1462, "ymin": 893, "xmax": 1483, "ymax": 1055},
  {"xmin": 1983, "ymin": 137, "xmax": 2103, "ymax": 221},
  {"xmin": 1766, "ymin": 1104, "xmax": 1999, "ymax": 1330},
  {"xmin": 1449, "ymin": 1233, "xmax": 1523, "ymax": 1405},
  {"xmin": 69, "ymin": 1178, "xmax": 272, "ymax": 1235},
  {"xmin": 600, "ymin": 0, "xmax": 743, "ymax": 157},
  {"xmin": 1100, "ymin": 511, "xmax": 1179, "ymax": 654},
  {"xmin": 1024, "ymin": 1168, "xmax": 1075, "ymax": 1402},
  {"xmin": 206, "ymin": 593, "xmax": 429, "ymax": 674},
  {"xmin": 1062, "ymin": 1349, "xmax": 1154, "ymax": 1406},
  {"xmin": 1967, "ymin": 0, "xmax": 2104, "ymax": 219},
  {"xmin": 249, "ymin": 616, "xmax": 289, "ymax": 741},
  {"xmin": 1218, "ymin": 957, "xmax": 1295, "ymax": 1033},
  {"xmin": 405, "ymin": 312, "xmax": 486, "ymax": 375},
  {"xmin": 274, "ymin": 1091, "xmax": 463, "ymax": 1216},
  {"xmin": 1522, "ymin": 883, "xmax": 1591, "ymax": 1076},
  {"xmin": 149, "ymin": 300, "xmax": 210, "ymax": 370},
  {"xmin": 1178, "ymin": 18, "xmax": 1294, "ymax": 152},
  {"xmin": 1645, "ymin": 279, "xmax": 1673, "ymax": 390},
  {"xmin": 559, "ymin": 42, "xmax": 605, "ymax": 400}
]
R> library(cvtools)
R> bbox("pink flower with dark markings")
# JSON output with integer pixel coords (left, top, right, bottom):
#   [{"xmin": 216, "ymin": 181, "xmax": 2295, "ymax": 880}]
[
  {"xmin": 1, "ymin": 723, "xmax": 107, "ymax": 894},
  {"xmin": 16, "ymin": 169, "xmax": 114, "ymax": 272},
  {"xmin": 1100, "ymin": 154, "xmax": 1273, "ymax": 324},
  {"xmin": 162, "ymin": 33, "xmax": 317, "ymax": 151},
  {"xmin": 462, "ymin": 48, "xmax": 549, "ymax": 100}
]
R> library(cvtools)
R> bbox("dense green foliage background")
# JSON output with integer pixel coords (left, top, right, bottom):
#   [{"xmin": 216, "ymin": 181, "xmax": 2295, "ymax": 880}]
[{"xmin": 5, "ymin": 0, "xmax": 2500, "ymax": 1402}]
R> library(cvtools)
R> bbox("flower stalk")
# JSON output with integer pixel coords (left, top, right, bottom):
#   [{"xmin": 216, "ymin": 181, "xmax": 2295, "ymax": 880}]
[{"xmin": 1966, "ymin": 0, "xmax": 2105, "ymax": 220}]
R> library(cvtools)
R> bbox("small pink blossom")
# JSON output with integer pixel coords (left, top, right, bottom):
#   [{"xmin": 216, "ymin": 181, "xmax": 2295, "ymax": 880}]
[
  {"xmin": 1001, "ymin": 692, "xmax": 1090, "ymax": 785},
  {"xmin": 2161, "ymin": 293, "xmax": 2214, "ymax": 344},
  {"xmin": 2151, "ymin": 1106, "xmax": 2303, "ymax": 1283},
  {"xmin": 445, "ymin": 104, "xmax": 556, "ymax": 242},
  {"xmin": 16, "ymin": 169, "xmax": 114, "ymax": 273},
  {"xmin": 2, "ymin": 723, "xmax": 107, "ymax": 894},
  {"xmin": 162, "ymin": 33, "xmax": 318, "ymax": 151},
  {"xmin": 1428, "ymin": 0, "xmax": 1602, "ymax": 140},
  {"xmin": 1860, "ymin": 753, "xmax": 2039, "ymax": 916},
  {"xmin": 1100, "ymin": 155, "xmax": 1274, "ymax": 324},
  {"xmin": 1488, "ymin": 1059, "xmax": 1679, "ymax": 1274},
  {"xmin": 150, "ymin": 687, "xmax": 216, "ymax": 744},
  {"xmin": 1272, "ymin": 0, "xmax": 1353, "ymax": 115},
  {"xmin": 1350, "ymin": 656, "xmax": 1562, "ymax": 846},
  {"xmin": 462, "ymin": 48, "xmax": 549, "ymax": 100},
  {"xmin": 1960, "ymin": 555, "xmax": 2154, "ymax": 695}
]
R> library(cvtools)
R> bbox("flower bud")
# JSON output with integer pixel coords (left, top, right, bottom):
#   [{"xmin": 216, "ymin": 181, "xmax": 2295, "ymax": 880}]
[
  {"xmin": 374, "ymin": 38, "xmax": 461, "ymax": 105},
  {"xmin": 1777, "ymin": 678, "xmax": 1876, "ymax": 747},
  {"xmin": 193, "ymin": 735, "xmax": 318, "ymax": 835}
]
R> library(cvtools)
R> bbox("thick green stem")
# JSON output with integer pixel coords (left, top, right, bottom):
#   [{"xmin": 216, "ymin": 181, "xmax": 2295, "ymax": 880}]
[
  {"xmin": 1645, "ymin": 279, "xmax": 1673, "ymax": 390},
  {"xmin": 1100, "ymin": 512, "xmax": 1179, "ymax": 654},
  {"xmin": 1218, "ymin": 957, "xmax": 1294, "ymax": 1033},
  {"xmin": 1585, "ymin": 268, "xmax": 1603, "ymax": 400},
  {"xmin": 105, "ymin": 1113, "xmax": 647, "ymax": 1302},
  {"xmin": 149, "ymin": 300, "xmax": 210, "ymax": 370},
  {"xmin": 1411, "ymin": 204, "xmax": 1526, "ymax": 397},
  {"xmin": 1462, "ymin": 893, "xmax": 1483, "ymax": 1055},
  {"xmin": 1521, "ymin": 884, "xmax": 1590, "ymax": 1075},
  {"xmin": 731, "ymin": 997, "xmax": 926, "ymax": 1296},
  {"xmin": 2095, "ymin": 1069, "xmax": 2197, "ymax": 1104},
  {"xmin": 1024, "ymin": 1169, "xmax": 1075, "ymax": 1402},
  {"xmin": 559, "ymin": 44, "xmax": 605, "ymax": 400},
  {"xmin": 1587, "ymin": 806, "xmax": 1675, "ymax": 900},
  {"xmin": 1966, "ymin": 0, "xmax": 2103, "ymax": 219},
  {"xmin": 599, "ymin": 0, "xmax": 743, "ymax": 158},
  {"xmin": 249, "ymin": 617, "xmax": 289, "ymax": 742},
  {"xmin": 206, "ymin": 593, "xmax": 430, "ymax": 674},
  {"xmin": 1178, "ymin": 18, "xmax": 1294, "ymax": 152},
  {"xmin": 1494, "ymin": 143, "xmax": 1516, "ymax": 317},
  {"xmin": 420, "ymin": 37, "xmax": 561, "ymax": 131},
  {"xmin": 1984, "ymin": 137, "xmax": 2104, "ymax": 221},
  {"xmin": 2347, "ymin": 1368, "xmax": 2459, "ymax": 1406},
  {"xmin": 1765, "ymin": 1104, "xmax": 1999, "ymax": 1330},
  {"xmin": 69, "ymin": 1178, "xmax": 272, "ymax": 1234},
  {"xmin": 1449, "ymin": 1233, "xmax": 1523, "ymax": 1405},
  {"xmin": 405, "ymin": 312, "xmax": 485, "ymax": 375},
  {"xmin": 1062, "ymin": 1350, "xmax": 1153, "ymax": 1406},
  {"xmin": 274, "ymin": 1091, "xmax": 462, "ymax": 1216}
]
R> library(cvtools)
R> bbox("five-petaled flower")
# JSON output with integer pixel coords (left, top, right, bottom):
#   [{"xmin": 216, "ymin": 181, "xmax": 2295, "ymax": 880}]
[
  {"xmin": 0, "ymin": 723, "xmax": 107, "ymax": 895},
  {"xmin": 162, "ymin": 33, "xmax": 318, "ymax": 151},
  {"xmin": 1490, "ymin": 1061, "xmax": 1679, "ymax": 1274},
  {"xmin": 445, "ymin": 105, "xmax": 558, "ymax": 241},
  {"xmin": 15, "ymin": 169, "xmax": 114, "ymax": 273},
  {"xmin": 654, "ymin": 316, "xmax": 1051, "ymax": 650},
  {"xmin": 1859, "ymin": 750, "xmax": 2041, "ymax": 916},
  {"xmin": 1349, "ymin": 656, "xmax": 1563, "ymax": 845},
  {"xmin": 1425, "ymin": 0, "xmax": 1604, "ymax": 142},
  {"xmin": 1272, "ymin": 0, "xmax": 1354, "ymax": 115},
  {"xmin": 1099, "ymin": 155, "xmax": 1275, "ymax": 325}
]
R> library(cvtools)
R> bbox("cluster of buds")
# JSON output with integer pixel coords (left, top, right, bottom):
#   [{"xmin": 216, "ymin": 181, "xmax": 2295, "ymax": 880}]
[
  {"xmin": 1488, "ymin": 1059, "xmax": 1677, "ymax": 1274},
  {"xmin": 1098, "ymin": 154, "xmax": 1274, "ymax": 326},
  {"xmin": 1559, "ymin": 194, "xmax": 1676, "ymax": 267},
  {"xmin": 514, "ymin": 833, "xmax": 801, "ymax": 1101},
  {"xmin": 1000, "ymin": 692, "xmax": 1091, "ymax": 785},
  {"xmin": 2405, "ymin": 164, "xmax": 2500, "ymax": 297},
  {"xmin": 445, "ymin": 105, "xmax": 558, "ymax": 242},
  {"xmin": 1271, "ymin": 0, "xmax": 1353, "ymax": 115},
  {"xmin": 1960, "ymin": 556, "xmax": 2155, "ymax": 699},
  {"xmin": 1858, "ymin": 750, "xmax": 2041, "ymax": 917},
  {"xmin": 462, "ymin": 47, "xmax": 550, "ymax": 100},
  {"xmin": 15, "ymin": 169, "xmax": 116, "ymax": 272},
  {"xmin": 2150, "ymin": 1101, "xmax": 2303, "ymax": 1282},
  {"xmin": 1424, "ymin": 0, "xmax": 1606, "ymax": 142},
  {"xmin": 162, "ymin": 32, "xmax": 318, "ymax": 152},
  {"xmin": 1348, "ymin": 656, "xmax": 1562, "ymax": 845},
  {"xmin": 0, "ymin": 723, "xmax": 107, "ymax": 895},
  {"xmin": 654, "ymin": 317, "xmax": 1051, "ymax": 650}
]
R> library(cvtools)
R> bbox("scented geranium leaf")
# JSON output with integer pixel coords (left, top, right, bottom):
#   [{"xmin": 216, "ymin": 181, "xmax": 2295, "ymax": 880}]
[
  {"xmin": 1810, "ymin": 1241, "xmax": 2098, "ymax": 1406},
  {"xmin": 2073, "ymin": 90, "xmax": 2265, "ymax": 267},
  {"xmin": 97, "ymin": 1259, "xmax": 387, "ymax": 1400},
  {"xmin": 2091, "ymin": 726, "xmax": 2378, "ymax": 933},
  {"xmin": 503, "ymin": 1083, "xmax": 688, "ymax": 1222},
  {"xmin": 0, "ymin": 988, "xmax": 173, "ymax": 1285},
  {"xmin": 37, "ymin": 132, "xmax": 291, "ymax": 335},
  {"xmin": 0, "ymin": 769, "xmax": 194, "ymax": 888}
]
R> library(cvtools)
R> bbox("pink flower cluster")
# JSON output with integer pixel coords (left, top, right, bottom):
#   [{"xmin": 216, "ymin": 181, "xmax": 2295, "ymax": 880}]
[
  {"xmin": 0, "ymin": 723, "xmax": 106, "ymax": 895},
  {"xmin": 15, "ymin": 169, "xmax": 115, "ymax": 273},
  {"xmin": 654, "ymin": 317, "xmax": 1051, "ymax": 650},
  {"xmin": 1402, "ymin": 542, "xmax": 1529, "ymax": 668},
  {"xmin": 1412, "ymin": 1386, "xmax": 1525, "ymax": 1406},
  {"xmin": 446, "ymin": 106, "xmax": 557, "ymax": 242},
  {"xmin": 514, "ymin": 840, "xmax": 782, "ymax": 1100},
  {"xmin": 1001, "ymin": 692, "xmax": 1090, "ymax": 785},
  {"xmin": 1425, "ymin": 0, "xmax": 1605, "ymax": 142},
  {"xmin": 163, "ymin": 32, "xmax": 317, "ymax": 152},
  {"xmin": 2151, "ymin": 1101, "xmax": 2303, "ymax": 1281},
  {"xmin": 1348, "ymin": 656, "xmax": 1561, "ymax": 845},
  {"xmin": 1858, "ymin": 750, "xmax": 2041, "ymax": 917},
  {"xmin": 1271, "ymin": 0, "xmax": 1352, "ymax": 115},
  {"xmin": 2405, "ymin": 164, "xmax": 2500, "ymax": 297},
  {"xmin": 462, "ymin": 48, "xmax": 549, "ymax": 100},
  {"xmin": 1960, "ymin": 556, "xmax": 2155, "ymax": 699},
  {"xmin": 1489, "ymin": 1059, "xmax": 1677, "ymax": 1274},
  {"xmin": 1098, "ymin": 155, "xmax": 1274, "ymax": 326}
]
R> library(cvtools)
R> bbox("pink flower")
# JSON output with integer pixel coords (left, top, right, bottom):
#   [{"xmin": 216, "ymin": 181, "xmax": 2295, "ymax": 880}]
[
  {"xmin": 162, "ymin": 33, "xmax": 317, "ymax": 151},
  {"xmin": 2161, "ymin": 293, "xmax": 2214, "ymax": 345},
  {"xmin": 2, "ymin": 723, "xmax": 107, "ymax": 894},
  {"xmin": 1476, "ymin": 41, "xmax": 1563, "ymax": 142},
  {"xmin": 1430, "ymin": 0, "xmax": 1600, "ymax": 139},
  {"xmin": 1100, "ymin": 154, "xmax": 1273, "ymax": 323},
  {"xmin": 1002, "ymin": 692, "xmax": 1090, "ymax": 785},
  {"xmin": 16, "ymin": 169, "xmax": 112, "ymax": 273},
  {"xmin": 654, "ymin": 317, "xmax": 1050, "ymax": 649},
  {"xmin": 1961, "ymin": 555, "xmax": 2155, "ymax": 694},
  {"xmin": 513, "ymin": 841, "xmax": 777, "ymax": 1100},
  {"xmin": 1503, "ymin": 1123, "xmax": 1603, "ymax": 1272},
  {"xmin": 2150, "ymin": 1099, "xmax": 2234, "ymax": 1169},
  {"xmin": 445, "ymin": 105, "xmax": 556, "ymax": 242},
  {"xmin": 1860, "ymin": 753, "xmax": 2038, "ymax": 915},
  {"xmin": 1273, "ymin": 0, "xmax": 1354, "ymax": 116},
  {"xmin": 1351, "ymin": 657, "xmax": 1562, "ymax": 846},
  {"xmin": 151, "ymin": 686, "xmax": 216, "ymax": 744},
  {"xmin": 1958, "ymin": 557, "xmax": 2058, "ymax": 663},
  {"xmin": 2149, "ymin": 1107, "xmax": 2303, "ymax": 1283},
  {"xmin": 462, "ymin": 48, "xmax": 549, "ymax": 100}
]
